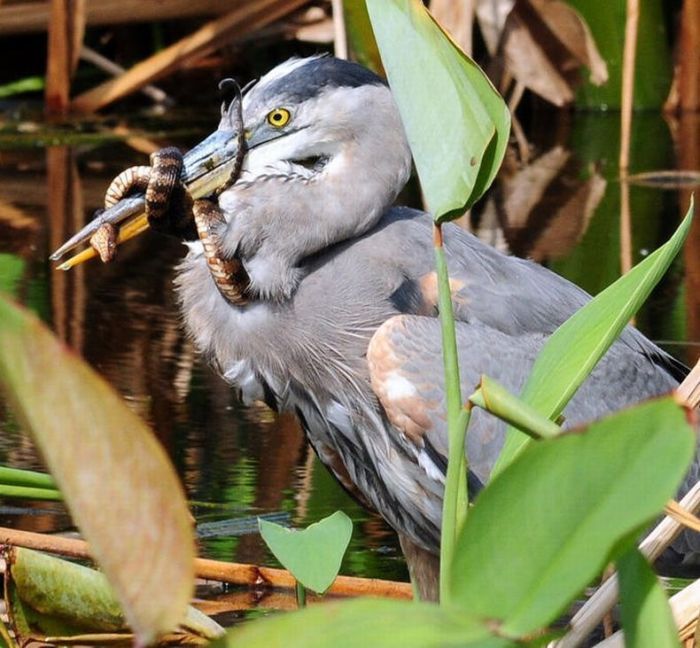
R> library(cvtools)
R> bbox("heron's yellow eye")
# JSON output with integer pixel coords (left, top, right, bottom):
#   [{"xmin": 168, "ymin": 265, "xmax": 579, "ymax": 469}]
[{"xmin": 267, "ymin": 108, "xmax": 291, "ymax": 128}]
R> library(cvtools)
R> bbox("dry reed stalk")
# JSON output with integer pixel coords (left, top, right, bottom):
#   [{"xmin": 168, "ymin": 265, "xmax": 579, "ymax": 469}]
[
  {"xmin": 0, "ymin": 526, "xmax": 413, "ymax": 600},
  {"xmin": 71, "ymin": 0, "xmax": 310, "ymax": 113},
  {"xmin": 45, "ymin": 0, "xmax": 85, "ymax": 114},
  {"xmin": 0, "ymin": 0, "xmax": 228, "ymax": 35},
  {"xmin": 618, "ymin": 0, "xmax": 638, "ymax": 174},
  {"xmin": 80, "ymin": 46, "xmax": 169, "ymax": 105},
  {"xmin": 331, "ymin": 0, "xmax": 348, "ymax": 59}
]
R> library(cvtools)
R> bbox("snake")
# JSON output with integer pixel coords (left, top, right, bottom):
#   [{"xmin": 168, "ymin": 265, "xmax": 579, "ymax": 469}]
[{"xmin": 91, "ymin": 79, "xmax": 250, "ymax": 304}]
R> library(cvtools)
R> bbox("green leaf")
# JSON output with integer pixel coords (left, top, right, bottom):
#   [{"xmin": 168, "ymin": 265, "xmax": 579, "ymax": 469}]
[
  {"xmin": 7, "ymin": 547, "xmax": 223, "ymax": 641},
  {"xmin": 494, "ymin": 198, "xmax": 694, "ymax": 475},
  {"xmin": 0, "ymin": 76, "xmax": 44, "ymax": 99},
  {"xmin": 0, "ymin": 297, "xmax": 195, "ymax": 646},
  {"xmin": 617, "ymin": 547, "xmax": 680, "ymax": 648},
  {"xmin": 217, "ymin": 598, "xmax": 518, "ymax": 648},
  {"xmin": 258, "ymin": 511, "xmax": 353, "ymax": 594},
  {"xmin": 366, "ymin": 0, "xmax": 510, "ymax": 220},
  {"xmin": 450, "ymin": 397, "xmax": 694, "ymax": 637}
]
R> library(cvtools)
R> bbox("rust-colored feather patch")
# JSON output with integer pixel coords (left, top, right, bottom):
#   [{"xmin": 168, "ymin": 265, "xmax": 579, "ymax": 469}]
[{"xmin": 367, "ymin": 315, "xmax": 436, "ymax": 446}]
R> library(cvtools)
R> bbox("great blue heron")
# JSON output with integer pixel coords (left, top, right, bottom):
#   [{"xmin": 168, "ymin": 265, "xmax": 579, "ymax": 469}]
[{"xmin": 54, "ymin": 56, "xmax": 696, "ymax": 599}]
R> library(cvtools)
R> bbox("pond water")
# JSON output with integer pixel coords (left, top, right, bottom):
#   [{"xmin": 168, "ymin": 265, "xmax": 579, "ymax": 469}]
[{"xmin": 0, "ymin": 101, "xmax": 698, "ymax": 614}]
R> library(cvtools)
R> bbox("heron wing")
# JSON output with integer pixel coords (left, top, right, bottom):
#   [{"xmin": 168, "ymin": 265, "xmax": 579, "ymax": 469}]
[
  {"xmin": 387, "ymin": 213, "xmax": 687, "ymax": 383},
  {"xmin": 367, "ymin": 312, "xmax": 679, "ymax": 488}
]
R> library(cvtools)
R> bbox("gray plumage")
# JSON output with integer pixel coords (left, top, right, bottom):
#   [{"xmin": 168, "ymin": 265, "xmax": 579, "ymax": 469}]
[{"xmin": 171, "ymin": 56, "xmax": 697, "ymax": 593}]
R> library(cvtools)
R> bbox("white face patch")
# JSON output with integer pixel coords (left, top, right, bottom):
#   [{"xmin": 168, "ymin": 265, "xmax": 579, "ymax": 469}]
[{"xmin": 384, "ymin": 371, "xmax": 417, "ymax": 400}]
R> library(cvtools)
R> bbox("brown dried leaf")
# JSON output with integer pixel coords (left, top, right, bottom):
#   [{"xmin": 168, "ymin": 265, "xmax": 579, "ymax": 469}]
[
  {"xmin": 0, "ymin": 298, "xmax": 195, "ymax": 646},
  {"xmin": 495, "ymin": 146, "xmax": 606, "ymax": 260},
  {"xmin": 484, "ymin": 0, "xmax": 608, "ymax": 105},
  {"xmin": 528, "ymin": 0, "xmax": 608, "ymax": 85},
  {"xmin": 503, "ymin": 9, "xmax": 574, "ymax": 106}
]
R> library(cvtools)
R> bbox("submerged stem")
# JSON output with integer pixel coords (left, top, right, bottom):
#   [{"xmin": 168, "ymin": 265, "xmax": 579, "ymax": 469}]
[{"xmin": 435, "ymin": 223, "xmax": 469, "ymax": 604}]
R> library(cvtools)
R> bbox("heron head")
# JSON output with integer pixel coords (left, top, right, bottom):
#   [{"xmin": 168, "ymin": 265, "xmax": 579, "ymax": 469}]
[
  {"xmin": 53, "ymin": 56, "xmax": 413, "ymax": 286},
  {"xmin": 186, "ymin": 56, "xmax": 411, "ymax": 196}
]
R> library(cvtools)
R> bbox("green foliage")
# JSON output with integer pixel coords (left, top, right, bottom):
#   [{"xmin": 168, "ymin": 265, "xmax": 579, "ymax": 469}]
[
  {"xmin": 494, "ymin": 198, "xmax": 694, "ymax": 475},
  {"xmin": 0, "ymin": 297, "xmax": 195, "ymax": 645},
  {"xmin": 366, "ymin": 0, "xmax": 510, "ymax": 221},
  {"xmin": 217, "ymin": 598, "xmax": 519, "ymax": 648},
  {"xmin": 617, "ymin": 547, "xmax": 680, "ymax": 648},
  {"xmin": 258, "ymin": 511, "xmax": 353, "ymax": 594},
  {"xmin": 5, "ymin": 548, "xmax": 223, "ymax": 641},
  {"xmin": 0, "ymin": 76, "xmax": 44, "ymax": 99},
  {"xmin": 451, "ymin": 397, "xmax": 693, "ymax": 636}
]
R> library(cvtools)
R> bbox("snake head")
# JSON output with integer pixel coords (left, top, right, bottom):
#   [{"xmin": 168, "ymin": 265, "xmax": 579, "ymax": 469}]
[{"xmin": 50, "ymin": 80, "xmax": 248, "ymax": 267}]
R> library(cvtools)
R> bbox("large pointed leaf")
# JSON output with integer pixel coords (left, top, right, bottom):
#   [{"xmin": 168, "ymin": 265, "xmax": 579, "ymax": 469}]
[
  {"xmin": 617, "ymin": 547, "xmax": 680, "ymax": 648},
  {"xmin": 217, "ymin": 598, "xmax": 518, "ymax": 648},
  {"xmin": 450, "ymin": 397, "xmax": 694, "ymax": 636},
  {"xmin": 366, "ymin": 0, "xmax": 510, "ymax": 220},
  {"xmin": 494, "ymin": 199, "xmax": 694, "ymax": 475},
  {"xmin": 259, "ymin": 511, "xmax": 352, "ymax": 594},
  {"xmin": 0, "ymin": 297, "xmax": 194, "ymax": 646}
]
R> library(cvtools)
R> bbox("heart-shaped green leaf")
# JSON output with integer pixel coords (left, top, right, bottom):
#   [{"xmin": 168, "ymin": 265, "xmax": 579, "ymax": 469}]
[
  {"xmin": 258, "ymin": 511, "xmax": 352, "ymax": 594},
  {"xmin": 366, "ymin": 0, "xmax": 510, "ymax": 221},
  {"xmin": 451, "ymin": 397, "xmax": 694, "ymax": 636},
  {"xmin": 0, "ymin": 297, "xmax": 195, "ymax": 646}
]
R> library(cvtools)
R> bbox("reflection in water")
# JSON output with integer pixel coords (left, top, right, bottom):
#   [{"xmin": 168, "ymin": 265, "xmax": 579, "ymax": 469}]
[{"xmin": 0, "ymin": 109, "xmax": 698, "ymax": 600}]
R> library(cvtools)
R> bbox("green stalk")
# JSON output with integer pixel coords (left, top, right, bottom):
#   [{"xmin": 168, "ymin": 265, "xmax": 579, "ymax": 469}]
[
  {"xmin": 0, "ymin": 485, "xmax": 62, "ymax": 501},
  {"xmin": 0, "ymin": 466, "xmax": 57, "ymax": 489},
  {"xmin": 435, "ymin": 223, "xmax": 470, "ymax": 604},
  {"xmin": 469, "ymin": 377, "xmax": 562, "ymax": 440}
]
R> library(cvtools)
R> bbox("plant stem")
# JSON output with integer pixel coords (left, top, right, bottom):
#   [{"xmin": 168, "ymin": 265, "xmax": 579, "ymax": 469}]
[
  {"xmin": 435, "ymin": 223, "xmax": 469, "ymax": 604},
  {"xmin": 295, "ymin": 581, "xmax": 307, "ymax": 608},
  {"xmin": 0, "ymin": 485, "xmax": 62, "ymax": 501},
  {"xmin": 0, "ymin": 466, "xmax": 57, "ymax": 489}
]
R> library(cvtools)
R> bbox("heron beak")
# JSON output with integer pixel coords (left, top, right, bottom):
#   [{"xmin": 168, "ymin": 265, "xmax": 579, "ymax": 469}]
[{"xmin": 50, "ymin": 128, "xmax": 244, "ymax": 269}]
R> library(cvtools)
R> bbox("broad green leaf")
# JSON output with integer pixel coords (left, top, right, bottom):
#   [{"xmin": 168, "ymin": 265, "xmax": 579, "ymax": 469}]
[
  {"xmin": 494, "ymin": 199, "xmax": 694, "ymax": 475},
  {"xmin": 366, "ymin": 0, "xmax": 510, "ymax": 220},
  {"xmin": 218, "ymin": 598, "xmax": 518, "ymax": 648},
  {"xmin": 0, "ymin": 297, "xmax": 194, "ymax": 646},
  {"xmin": 617, "ymin": 547, "xmax": 680, "ymax": 648},
  {"xmin": 259, "ymin": 511, "xmax": 352, "ymax": 594},
  {"xmin": 451, "ymin": 397, "xmax": 694, "ymax": 637},
  {"xmin": 7, "ymin": 548, "xmax": 223, "ymax": 641}
]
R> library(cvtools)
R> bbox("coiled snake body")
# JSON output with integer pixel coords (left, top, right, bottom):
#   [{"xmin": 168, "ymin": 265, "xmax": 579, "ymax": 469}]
[{"xmin": 91, "ymin": 149, "xmax": 250, "ymax": 306}]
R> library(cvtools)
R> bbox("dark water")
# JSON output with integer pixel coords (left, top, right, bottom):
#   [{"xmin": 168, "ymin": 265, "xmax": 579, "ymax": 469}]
[{"xmin": 0, "ymin": 104, "xmax": 698, "ymax": 607}]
